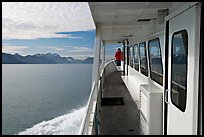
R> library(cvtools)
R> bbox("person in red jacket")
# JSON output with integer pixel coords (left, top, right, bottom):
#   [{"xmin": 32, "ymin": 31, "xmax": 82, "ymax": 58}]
[{"xmin": 115, "ymin": 48, "xmax": 124, "ymax": 66}]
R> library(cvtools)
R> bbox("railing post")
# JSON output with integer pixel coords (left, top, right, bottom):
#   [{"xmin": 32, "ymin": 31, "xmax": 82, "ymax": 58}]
[
  {"xmin": 92, "ymin": 24, "xmax": 101, "ymax": 87},
  {"xmin": 101, "ymin": 41, "xmax": 106, "ymax": 66}
]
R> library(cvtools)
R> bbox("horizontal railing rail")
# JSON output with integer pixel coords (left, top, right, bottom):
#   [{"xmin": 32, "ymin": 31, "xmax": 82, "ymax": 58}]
[{"xmin": 79, "ymin": 60, "xmax": 116, "ymax": 135}]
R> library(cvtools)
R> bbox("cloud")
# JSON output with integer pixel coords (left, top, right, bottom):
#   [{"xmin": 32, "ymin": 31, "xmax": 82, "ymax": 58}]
[
  {"xmin": 44, "ymin": 45, "xmax": 94, "ymax": 53},
  {"xmin": 70, "ymin": 46, "xmax": 94, "ymax": 53},
  {"xmin": 45, "ymin": 47, "xmax": 65, "ymax": 51},
  {"xmin": 44, "ymin": 45, "xmax": 94, "ymax": 59},
  {"xmin": 2, "ymin": 42, "xmax": 94, "ymax": 59},
  {"xmin": 2, "ymin": 45, "xmax": 28, "ymax": 54},
  {"xmin": 54, "ymin": 48, "xmax": 64, "ymax": 51},
  {"xmin": 66, "ymin": 46, "xmax": 94, "ymax": 59},
  {"xmin": 2, "ymin": 2, "xmax": 95, "ymax": 39}
]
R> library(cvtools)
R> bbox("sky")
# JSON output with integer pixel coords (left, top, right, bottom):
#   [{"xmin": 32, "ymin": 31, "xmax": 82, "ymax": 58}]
[{"xmin": 2, "ymin": 2, "xmax": 97, "ymax": 59}]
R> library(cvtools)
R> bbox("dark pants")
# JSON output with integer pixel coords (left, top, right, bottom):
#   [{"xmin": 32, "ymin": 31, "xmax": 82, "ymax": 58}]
[{"xmin": 115, "ymin": 60, "xmax": 121, "ymax": 66}]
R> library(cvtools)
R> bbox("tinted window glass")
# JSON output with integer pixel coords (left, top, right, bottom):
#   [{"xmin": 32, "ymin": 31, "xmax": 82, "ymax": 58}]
[
  {"xmin": 171, "ymin": 30, "xmax": 188, "ymax": 112},
  {"xmin": 130, "ymin": 46, "xmax": 133, "ymax": 67},
  {"xmin": 148, "ymin": 38, "xmax": 163, "ymax": 85},
  {"xmin": 139, "ymin": 42, "xmax": 148, "ymax": 76},
  {"xmin": 133, "ymin": 44, "xmax": 139, "ymax": 71}
]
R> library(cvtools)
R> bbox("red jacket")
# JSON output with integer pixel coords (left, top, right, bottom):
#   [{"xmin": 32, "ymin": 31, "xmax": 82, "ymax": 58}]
[{"xmin": 115, "ymin": 51, "xmax": 124, "ymax": 61}]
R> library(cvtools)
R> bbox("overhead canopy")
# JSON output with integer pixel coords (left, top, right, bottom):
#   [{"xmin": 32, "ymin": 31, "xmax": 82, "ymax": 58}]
[{"xmin": 88, "ymin": 2, "xmax": 185, "ymax": 45}]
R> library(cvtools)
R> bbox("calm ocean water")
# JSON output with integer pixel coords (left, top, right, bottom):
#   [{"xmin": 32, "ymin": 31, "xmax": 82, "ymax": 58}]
[{"xmin": 2, "ymin": 64, "xmax": 93, "ymax": 135}]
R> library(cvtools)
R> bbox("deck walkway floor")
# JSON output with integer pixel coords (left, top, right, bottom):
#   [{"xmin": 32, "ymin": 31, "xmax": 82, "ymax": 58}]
[{"xmin": 98, "ymin": 71, "xmax": 141, "ymax": 135}]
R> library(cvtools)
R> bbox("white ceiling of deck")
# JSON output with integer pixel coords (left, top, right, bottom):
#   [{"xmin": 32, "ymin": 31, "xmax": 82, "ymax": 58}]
[{"xmin": 88, "ymin": 2, "xmax": 185, "ymax": 44}]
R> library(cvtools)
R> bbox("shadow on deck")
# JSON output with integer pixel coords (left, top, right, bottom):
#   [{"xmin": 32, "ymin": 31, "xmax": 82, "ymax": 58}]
[{"xmin": 98, "ymin": 71, "xmax": 141, "ymax": 135}]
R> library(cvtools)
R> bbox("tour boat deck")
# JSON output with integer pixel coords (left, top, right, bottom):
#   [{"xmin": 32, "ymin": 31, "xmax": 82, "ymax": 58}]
[{"xmin": 98, "ymin": 70, "xmax": 141, "ymax": 135}]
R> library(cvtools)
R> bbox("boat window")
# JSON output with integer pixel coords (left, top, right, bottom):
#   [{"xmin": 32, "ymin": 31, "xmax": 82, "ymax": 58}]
[
  {"xmin": 171, "ymin": 29, "xmax": 188, "ymax": 112},
  {"xmin": 127, "ymin": 46, "xmax": 130, "ymax": 67},
  {"xmin": 133, "ymin": 44, "xmax": 139, "ymax": 71},
  {"xmin": 139, "ymin": 42, "xmax": 148, "ymax": 76},
  {"xmin": 129, "ymin": 46, "xmax": 134, "ymax": 68},
  {"xmin": 148, "ymin": 38, "xmax": 163, "ymax": 85}
]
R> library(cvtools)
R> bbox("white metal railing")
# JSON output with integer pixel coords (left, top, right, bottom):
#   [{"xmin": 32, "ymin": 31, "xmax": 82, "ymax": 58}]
[
  {"xmin": 79, "ymin": 60, "xmax": 117, "ymax": 135},
  {"xmin": 79, "ymin": 81, "xmax": 97, "ymax": 135}
]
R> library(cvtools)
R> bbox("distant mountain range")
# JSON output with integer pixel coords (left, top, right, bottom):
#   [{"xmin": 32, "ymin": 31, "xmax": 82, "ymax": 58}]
[{"xmin": 2, "ymin": 52, "xmax": 93, "ymax": 64}]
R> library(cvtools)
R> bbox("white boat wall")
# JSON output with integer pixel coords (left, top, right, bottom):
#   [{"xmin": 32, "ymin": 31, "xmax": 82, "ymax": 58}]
[{"xmin": 80, "ymin": 2, "xmax": 202, "ymax": 135}]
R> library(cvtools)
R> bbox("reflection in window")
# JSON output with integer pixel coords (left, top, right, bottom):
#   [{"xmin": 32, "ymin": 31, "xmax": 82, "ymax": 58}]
[
  {"xmin": 148, "ymin": 38, "xmax": 163, "ymax": 85},
  {"xmin": 127, "ymin": 46, "xmax": 130, "ymax": 66},
  {"xmin": 171, "ymin": 30, "xmax": 188, "ymax": 112},
  {"xmin": 133, "ymin": 44, "xmax": 139, "ymax": 71},
  {"xmin": 130, "ymin": 46, "xmax": 133, "ymax": 68},
  {"xmin": 139, "ymin": 42, "xmax": 148, "ymax": 76}
]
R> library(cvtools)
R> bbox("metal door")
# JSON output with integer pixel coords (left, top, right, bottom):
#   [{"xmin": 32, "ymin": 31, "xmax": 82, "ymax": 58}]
[{"xmin": 165, "ymin": 3, "xmax": 201, "ymax": 135}]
